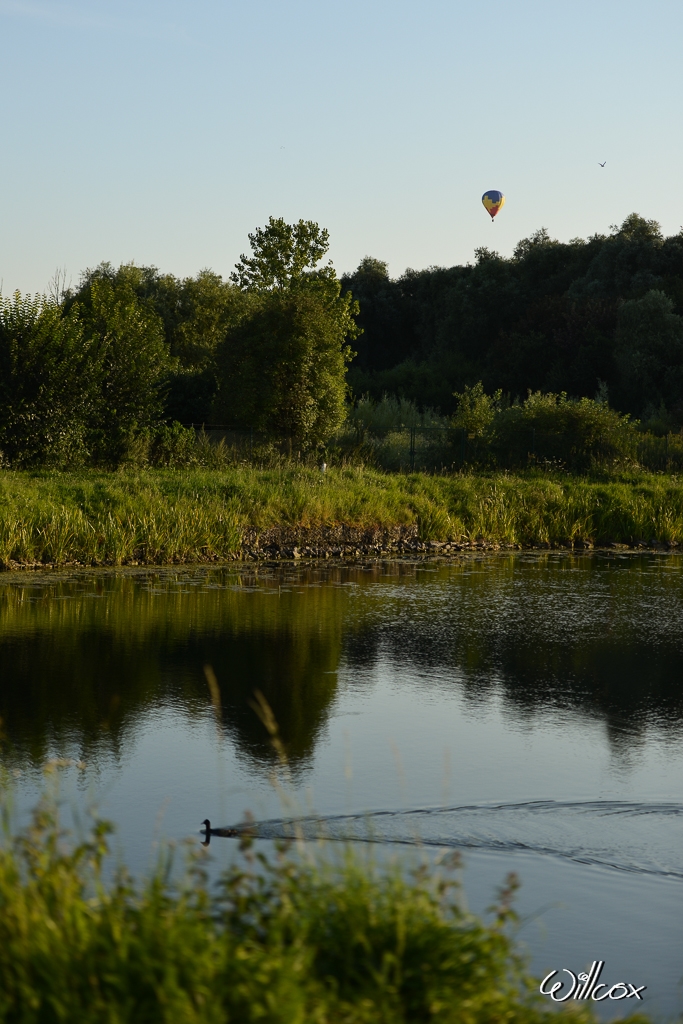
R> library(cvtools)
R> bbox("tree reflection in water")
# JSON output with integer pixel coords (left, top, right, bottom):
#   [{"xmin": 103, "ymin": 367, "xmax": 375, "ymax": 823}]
[
  {"xmin": 0, "ymin": 567, "xmax": 349, "ymax": 774},
  {"xmin": 1, "ymin": 554, "xmax": 683, "ymax": 776}
]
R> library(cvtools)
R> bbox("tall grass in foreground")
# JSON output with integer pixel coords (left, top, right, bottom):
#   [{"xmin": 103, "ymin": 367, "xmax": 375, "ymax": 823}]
[
  {"xmin": 1, "ymin": 467, "xmax": 683, "ymax": 565},
  {"xmin": 0, "ymin": 775, "xmax": 647, "ymax": 1024}
]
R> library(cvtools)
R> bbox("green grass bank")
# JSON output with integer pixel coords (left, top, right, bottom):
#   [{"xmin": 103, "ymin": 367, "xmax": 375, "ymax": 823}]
[
  {"xmin": 1, "ymin": 467, "xmax": 683, "ymax": 568},
  {"xmin": 0, "ymin": 782, "xmax": 649, "ymax": 1024}
]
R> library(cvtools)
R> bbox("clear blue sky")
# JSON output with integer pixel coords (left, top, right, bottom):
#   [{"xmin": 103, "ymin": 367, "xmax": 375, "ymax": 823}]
[{"xmin": 1, "ymin": 0, "xmax": 681, "ymax": 294}]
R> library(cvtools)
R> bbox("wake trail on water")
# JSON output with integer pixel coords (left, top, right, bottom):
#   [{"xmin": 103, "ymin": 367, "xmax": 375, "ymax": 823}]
[{"xmin": 217, "ymin": 800, "xmax": 683, "ymax": 879}]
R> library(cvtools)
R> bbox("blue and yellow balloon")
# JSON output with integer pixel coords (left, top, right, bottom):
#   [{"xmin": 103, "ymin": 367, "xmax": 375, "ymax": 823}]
[{"xmin": 482, "ymin": 190, "xmax": 505, "ymax": 222}]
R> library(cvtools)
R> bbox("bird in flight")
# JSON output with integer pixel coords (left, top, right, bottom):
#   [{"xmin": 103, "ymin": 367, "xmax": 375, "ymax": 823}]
[{"xmin": 598, "ymin": 161, "xmax": 606, "ymax": 167}]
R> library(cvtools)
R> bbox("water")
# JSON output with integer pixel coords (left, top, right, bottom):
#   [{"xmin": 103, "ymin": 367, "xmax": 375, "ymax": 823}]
[{"xmin": 1, "ymin": 553, "xmax": 682, "ymax": 1018}]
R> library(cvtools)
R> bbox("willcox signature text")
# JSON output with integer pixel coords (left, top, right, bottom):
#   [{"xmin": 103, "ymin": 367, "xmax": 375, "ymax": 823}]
[{"xmin": 540, "ymin": 961, "xmax": 646, "ymax": 1002}]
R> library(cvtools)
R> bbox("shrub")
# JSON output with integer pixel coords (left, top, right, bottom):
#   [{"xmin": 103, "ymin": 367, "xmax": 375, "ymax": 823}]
[
  {"xmin": 348, "ymin": 394, "xmax": 445, "ymax": 440},
  {"xmin": 450, "ymin": 385, "xmax": 639, "ymax": 472},
  {"xmin": 492, "ymin": 392, "xmax": 638, "ymax": 471}
]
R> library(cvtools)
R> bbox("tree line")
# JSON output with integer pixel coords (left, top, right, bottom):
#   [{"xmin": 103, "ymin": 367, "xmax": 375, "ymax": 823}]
[
  {"xmin": 0, "ymin": 218, "xmax": 358, "ymax": 466},
  {"xmin": 343, "ymin": 213, "xmax": 683, "ymax": 432},
  {"xmin": 1, "ymin": 212, "xmax": 682, "ymax": 468}
]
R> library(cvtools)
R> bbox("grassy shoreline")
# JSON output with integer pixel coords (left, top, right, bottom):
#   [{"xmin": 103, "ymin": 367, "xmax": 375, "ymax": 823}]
[{"xmin": 1, "ymin": 466, "xmax": 683, "ymax": 568}]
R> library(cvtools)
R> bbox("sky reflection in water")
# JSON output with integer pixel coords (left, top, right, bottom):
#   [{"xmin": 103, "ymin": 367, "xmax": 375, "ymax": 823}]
[{"xmin": 1, "ymin": 553, "xmax": 682, "ymax": 1018}]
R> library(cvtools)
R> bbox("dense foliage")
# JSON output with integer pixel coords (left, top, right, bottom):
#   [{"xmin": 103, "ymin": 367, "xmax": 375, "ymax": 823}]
[
  {"xmin": 342, "ymin": 215, "xmax": 683, "ymax": 427},
  {"xmin": 0, "ymin": 270, "xmax": 174, "ymax": 467},
  {"xmin": 214, "ymin": 289, "xmax": 355, "ymax": 449},
  {"xmin": 2, "ymin": 212, "xmax": 683, "ymax": 467},
  {"xmin": 448, "ymin": 386, "xmax": 641, "ymax": 473},
  {"xmin": 214, "ymin": 217, "xmax": 359, "ymax": 449},
  {"xmin": 69, "ymin": 262, "xmax": 248, "ymax": 430},
  {"xmin": 0, "ymin": 219, "xmax": 359, "ymax": 466},
  {"xmin": 0, "ymin": 293, "xmax": 97, "ymax": 467}
]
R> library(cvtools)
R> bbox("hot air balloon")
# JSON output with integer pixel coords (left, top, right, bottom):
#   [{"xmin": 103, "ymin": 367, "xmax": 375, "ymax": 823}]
[{"xmin": 482, "ymin": 190, "xmax": 505, "ymax": 222}]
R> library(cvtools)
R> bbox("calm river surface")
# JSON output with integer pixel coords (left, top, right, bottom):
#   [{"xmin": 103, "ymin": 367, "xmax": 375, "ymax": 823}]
[{"xmin": 1, "ymin": 553, "xmax": 682, "ymax": 1018}]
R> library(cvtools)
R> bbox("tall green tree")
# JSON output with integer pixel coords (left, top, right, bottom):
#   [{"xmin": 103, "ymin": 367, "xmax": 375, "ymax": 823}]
[
  {"xmin": 72, "ymin": 264, "xmax": 249, "ymax": 424},
  {"xmin": 71, "ymin": 264, "xmax": 173, "ymax": 461},
  {"xmin": 615, "ymin": 289, "xmax": 683, "ymax": 418},
  {"xmin": 161, "ymin": 270, "xmax": 250, "ymax": 423},
  {"xmin": 0, "ymin": 293, "xmax": 97, "ymax": 466},
  {"xmin": 230, "ymin": 217, "xmax": 334, "ymax": 292},
  {"xmin": 161, "ymin": 270, "xmax": 245, "ymax": 369},
  {"xmin": 216, "ymin": 218, "xmax": 360, "ymax": 448}
]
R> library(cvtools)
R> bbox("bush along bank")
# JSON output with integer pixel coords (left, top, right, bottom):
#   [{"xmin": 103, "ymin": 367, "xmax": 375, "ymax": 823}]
[{"xmin": 1, "ymin": 467, "xmax": 683, "ymax": 569}]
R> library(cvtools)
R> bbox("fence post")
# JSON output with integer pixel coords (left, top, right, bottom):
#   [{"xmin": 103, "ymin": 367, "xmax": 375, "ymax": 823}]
[
  {"xmin": 665, "ymin": 432, "xmax": 669, "ymax": 472},
  {"xmin": 410, "ymin": 426, "xmax": 416, "ymax": 472}
]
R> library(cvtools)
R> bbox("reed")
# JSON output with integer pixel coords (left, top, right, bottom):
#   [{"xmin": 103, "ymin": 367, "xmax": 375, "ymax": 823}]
[
  {"xmin": 0, "ymin": 777, "xmax": 647, "ymax": 1024},
  {"xmin": 1, "ymin": 467, "xmax": 683, "ymax": 566}
]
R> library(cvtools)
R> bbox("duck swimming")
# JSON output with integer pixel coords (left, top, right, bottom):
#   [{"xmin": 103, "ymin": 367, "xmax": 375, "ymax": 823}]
[{"xmin": 200, "ymin": 819, "xmax": 243, "ymax": 846}]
